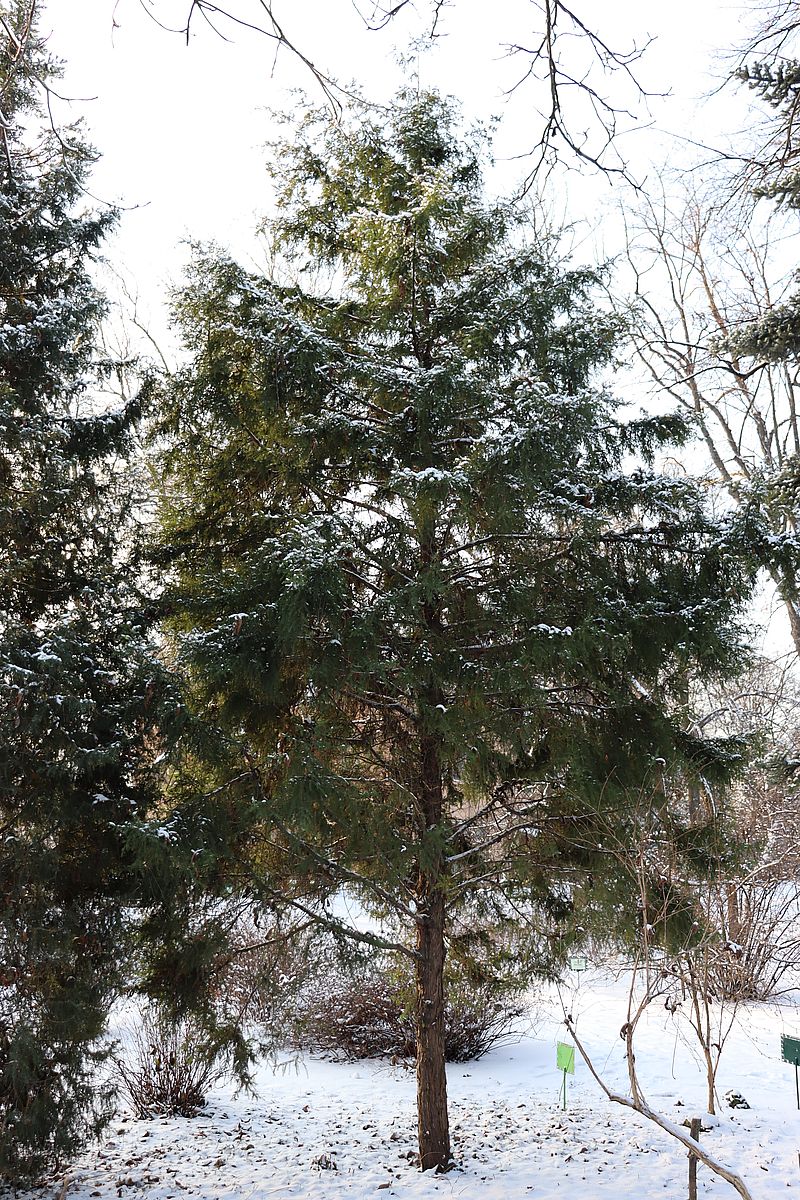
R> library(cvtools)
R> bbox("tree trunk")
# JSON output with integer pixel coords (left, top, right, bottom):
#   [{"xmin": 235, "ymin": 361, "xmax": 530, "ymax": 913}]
[
  {"xmin": 786, "ymin": 596, "xmax": 800, "ymax": 658},
  {"xmin": 415, "ymin": 887, "xmax": 450, "ymax": 1170},
  {"xmin": 772, "ymin": 573, "xmax": 800, "ymax": 657},
  {"xmin": 413, "ymin": 498, "xmax": 450, "ymax": 1171},
  {"xmin": 706, "ymin": 1060, "xmax": 716, "ymax": 1116},
  {"xmin": 414, "ymin": 718, "xmax": 451, "ymax": 1172}
]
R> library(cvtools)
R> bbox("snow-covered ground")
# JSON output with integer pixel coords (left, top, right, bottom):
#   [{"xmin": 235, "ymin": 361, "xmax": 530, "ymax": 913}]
[{"xmin": 23, "ymin": 969, "xmax": 800, "ymax": 1199}]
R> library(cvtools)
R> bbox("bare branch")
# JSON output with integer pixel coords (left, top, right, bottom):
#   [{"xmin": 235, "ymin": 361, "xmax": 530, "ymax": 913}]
[
  {"xmin": 132, "ymin": 0, "xmax": 654, "ymax": 184},
  {"xmin": 564, "ymin": 1010, "xmax": 755, "ymax": 1200}
]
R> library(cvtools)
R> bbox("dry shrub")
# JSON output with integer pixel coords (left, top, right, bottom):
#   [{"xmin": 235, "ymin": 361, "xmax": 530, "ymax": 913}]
[
  {"xmin": 700, "ymin": 879, "xmax": 800, "ymax": 1001},
  {"xmin": 113, "ymin": 1010, "xmax": 227, "ymax": 1118},
  {"xmin": 296, "ymin": 976, "xmax": 413, "ymax": 1060},
  {"xmin": 443, "ymin": 977, "xmax": 523, "ymax": 1061},
  {"xmin": 210, "ymin": 914, "xmax": 318, "ymax": 1041},
  {"xmin": 292, "ymin": 963, "xmax": 521, "ymax": 1063}
]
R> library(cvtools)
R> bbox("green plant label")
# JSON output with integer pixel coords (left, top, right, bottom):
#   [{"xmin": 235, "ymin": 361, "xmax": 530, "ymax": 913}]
[
  {"xmin": 568, "ymin": 955, "xmax": 588, "ymax": 971},
  {"xmin": 557, "ymin": 1042, "xmax": 575, "ymax": 1074},
  {"xmin": 782, "ymin": 1034, "xmax": 800, "ymax": 1065}
]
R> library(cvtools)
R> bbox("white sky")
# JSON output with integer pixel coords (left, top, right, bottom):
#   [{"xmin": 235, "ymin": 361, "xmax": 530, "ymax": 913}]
[{"xmin": 41, "ymin": 0, "xmax": 753, "ymax": 332}]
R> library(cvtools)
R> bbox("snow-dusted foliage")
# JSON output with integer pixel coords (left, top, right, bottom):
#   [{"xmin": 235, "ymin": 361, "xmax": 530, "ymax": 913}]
[
  {"xmin": 154, "ymin": 91, "xmax": 755, "ymax": 1169},
  {"xmin": 0, "ymin": 4, "xmax": 173, "ymax": 1181}
]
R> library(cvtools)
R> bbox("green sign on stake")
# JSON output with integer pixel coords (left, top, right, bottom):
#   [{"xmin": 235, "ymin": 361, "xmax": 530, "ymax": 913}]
[
  {"xmin": 557, "ymin": 1042, "xmax": 575, "ymax": 1073},
  {"xmin": 781, "ymin": 1034, "xmax": 800, "ymax": 1171},
  {"xmin": 782, "ymin": 1035, "xmax": 800, "ymax": 1110},
  {"xmin": 782, "ymin": 1034, "xmax": 800, "ymax": 1067},
  {"xmin": 557, "ymin": 1042, "xmax": 575, "ymax": 1111}
]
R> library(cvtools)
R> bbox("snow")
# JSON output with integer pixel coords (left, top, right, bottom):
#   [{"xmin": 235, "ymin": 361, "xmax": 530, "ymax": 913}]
[{"xmin": 20, "ymin": 970, "xmax": 800, "ymax": 1200}]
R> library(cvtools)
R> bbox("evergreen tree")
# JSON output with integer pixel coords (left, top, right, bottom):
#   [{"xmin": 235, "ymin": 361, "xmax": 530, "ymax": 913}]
[
  {"xmin": 0, "ymin": 2, "xmax": 172, "ymax": 1179},
  {"xmin": 156, "ymin": 92, "xmax": 753, "ymax": 1170},
  {"xmin": 730, "ymin": 50, "xmax": 800, "ymax": 362}
]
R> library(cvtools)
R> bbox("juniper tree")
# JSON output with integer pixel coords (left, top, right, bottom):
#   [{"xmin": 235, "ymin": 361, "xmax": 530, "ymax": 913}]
[
  {"xmin": 156, "ymin": 92, "xmax": 754, "ymax": 1170},
  {"xmin": 0, "ymin": 2, "xmax": 174, "ymax": 1179}
]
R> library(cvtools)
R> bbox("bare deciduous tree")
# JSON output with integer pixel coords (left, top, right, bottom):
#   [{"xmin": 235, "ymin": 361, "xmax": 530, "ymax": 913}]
[
  {"xmin": 564, "ymin": 972, "xmax": 754, "ymax": 1200},
  {"xmin": 627, "ymin": 187, "xmax": 800, "ymax": 652},
  {"xmin": 562, "ymin": 798, "xmax": 759, "ymax": 1197}
]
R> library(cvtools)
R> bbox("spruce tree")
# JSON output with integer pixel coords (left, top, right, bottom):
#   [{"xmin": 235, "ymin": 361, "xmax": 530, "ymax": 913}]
[
  {"xmin": 0, "ymin": 3, "xmax": 171, "ymax": 1179},
  {"xmin": 156, "ymin": 92, "xmax": 753, "ymax": 1170}
]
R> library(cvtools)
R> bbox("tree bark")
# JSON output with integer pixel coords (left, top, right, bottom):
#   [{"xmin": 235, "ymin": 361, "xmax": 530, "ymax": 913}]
[
  {"xmin": 414, "ymin": 723, "xmax": 451, "ymax": 1172},
  {"xmin": 706, "ymin": 1061, "xmax": 716, "ymax": 1117},
  {"xmin": 781, "ymin": 590, "xmax": 800, "ymax": 658},
  {"xmin": 415, "ymin": 886, "xmax": 450, "ymax": 1170}
]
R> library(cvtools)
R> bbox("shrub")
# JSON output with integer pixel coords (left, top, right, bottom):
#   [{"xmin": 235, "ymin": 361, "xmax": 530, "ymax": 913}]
[
  {"xmin": 211, "ymin": 916, "xmax": 317, "ymax": 1039},
  {"xmin": 443, "ymin": 976, "xmax": 524, "ymax": 1061},
  {"xmin": 112, "ymin": 1010, "xmax": 227, "ymax": 1119},
  {"xmin": 292, "ymin": 962, "xmax": 522, "ymax": 1063},
  {"xmin": 700, "ymin": 879, "xmax": 800, "ymax": 1001}
]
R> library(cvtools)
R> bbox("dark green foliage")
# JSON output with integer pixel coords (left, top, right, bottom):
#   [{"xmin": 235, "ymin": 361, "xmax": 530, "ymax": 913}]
[
  {"xmin": 715, "ymin": 44, "xmax": 800, "ymax": 624},
  {"xmin": 0, "ymin": 4, "xmax": 173, "ymax": 1180},
  {"xmin": 728, "ymin": 56, "xmax": 800, "ymax": 362},
  {"xmin": 154, "ymin": 90, "xmax": 753, "ymax": 1166}
]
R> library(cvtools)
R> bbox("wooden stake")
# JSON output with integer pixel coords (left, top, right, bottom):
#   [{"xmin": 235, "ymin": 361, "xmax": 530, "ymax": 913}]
[{"xmin": 688, "ymin": 1117, "xmax": 701, "ymax": 1200}]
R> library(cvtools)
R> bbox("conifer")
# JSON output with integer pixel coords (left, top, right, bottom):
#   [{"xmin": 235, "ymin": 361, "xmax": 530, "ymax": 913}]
[
  {"xmin": 156, "ymin": 92, "xmax": 753, "ymax": 1170},
  {"xmin": 730, "ymin": 57, "xmax": 800, "ymax": 362},
  {"xmin": 0, "ymin": 3, "xmax": 170, "ymax": 1179}
]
